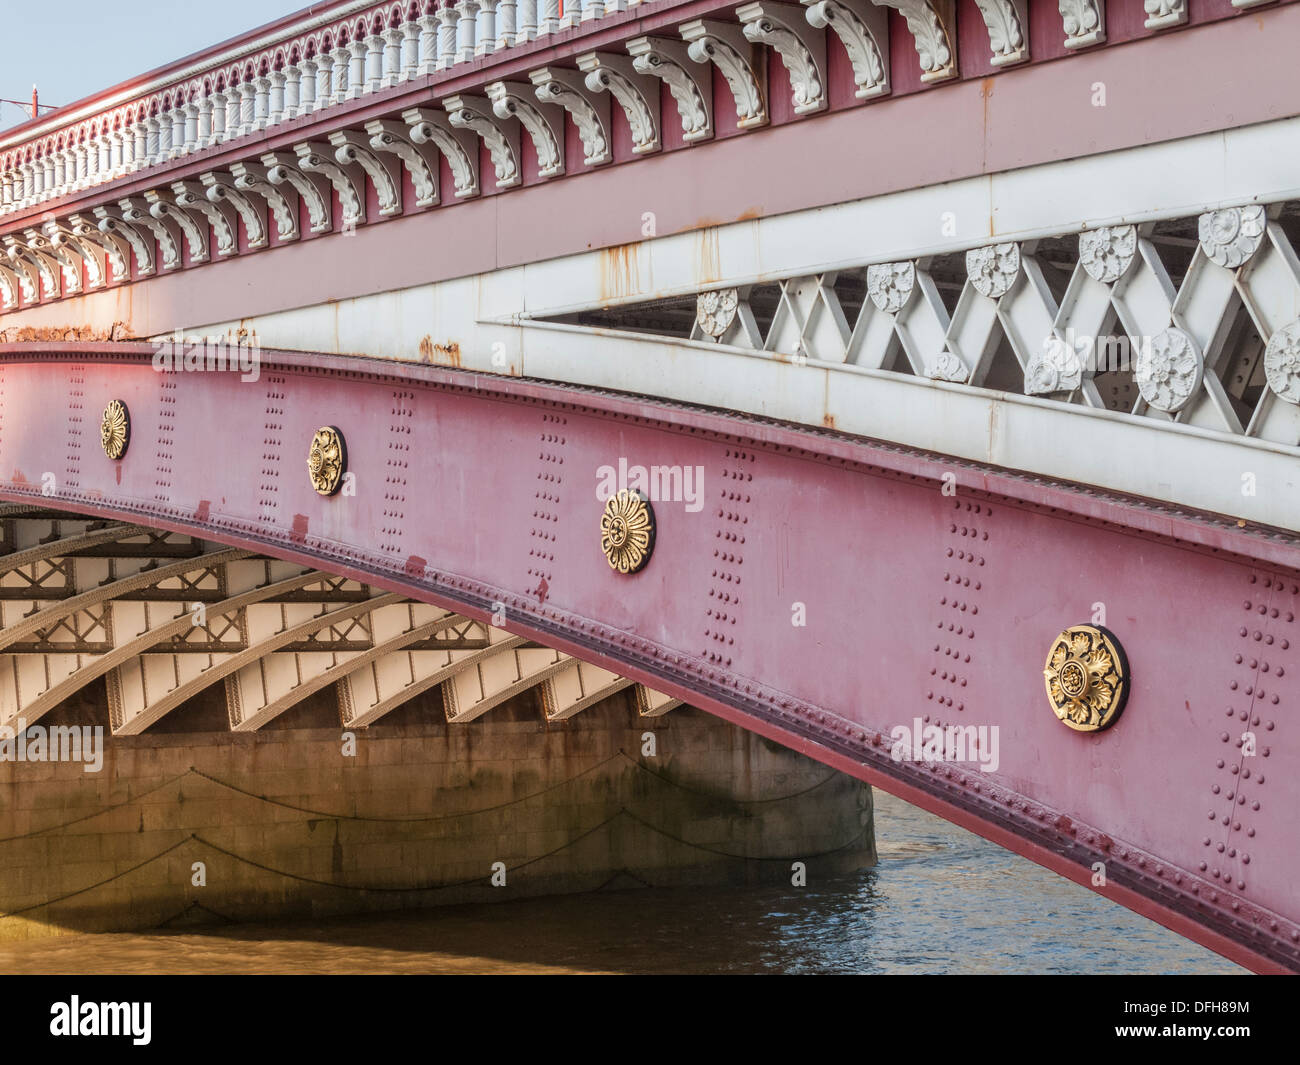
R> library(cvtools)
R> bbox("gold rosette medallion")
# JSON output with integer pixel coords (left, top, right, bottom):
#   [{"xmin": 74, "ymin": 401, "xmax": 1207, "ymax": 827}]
[
  {"xmin": 600, "ymin": 489, "xmax": 655, "ymax": 574},
  {"xmin": 307, "ymin": 426, "xmax": 347, "ymax": 496},
  {"xmin": 101, "ymin": 400, "xmax": 130, "ymax": 460},
  {"xmin": 1043, "ymin": 624, "xmax": 1129, "ymax": 732}
]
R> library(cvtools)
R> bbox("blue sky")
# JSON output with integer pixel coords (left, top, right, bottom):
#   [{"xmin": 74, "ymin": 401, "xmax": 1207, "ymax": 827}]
[{"xmin": 0, "ymin": 0, "xmax": 311, "ymax": 130}]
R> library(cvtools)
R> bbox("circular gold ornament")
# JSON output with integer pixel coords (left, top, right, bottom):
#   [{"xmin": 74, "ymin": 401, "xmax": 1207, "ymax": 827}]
[
  {"xmin": 1043, "ymin": 624, "xmax": 1129, "ymax": 732},
  {"xmin": 307, "ymin": 426, "xmax": 347, "ymax": 496},
  {"xmin": 600, "ymin": 489, "xmax": 655, "ymax": 574},
  {"xmin": 101, "ymin": 399, "xmax": 130, "ymax": 460}
]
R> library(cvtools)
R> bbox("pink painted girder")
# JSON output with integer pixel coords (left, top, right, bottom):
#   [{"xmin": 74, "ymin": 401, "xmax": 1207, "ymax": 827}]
[{"xmin": 1, "ymin": 340, "xmax": 1297, "ymax": 973}]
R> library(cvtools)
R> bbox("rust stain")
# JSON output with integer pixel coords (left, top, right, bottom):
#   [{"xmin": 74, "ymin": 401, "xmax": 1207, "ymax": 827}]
[
  {"xmin": 0, "ymin": 321, "xmax": 131, "ymax": 343},
  {"xmin": 598, "ymin": 243, "xmax": 641, "ymax": 304},
  {"xmin": 418, "ymin": 335, "xmax": 460, "ymax": 367},
  {"xmin": 822, "ymin": 413, "xmax": 836, "ymax": 429},
  {"xmin": 734, "ymin": 207, "xmax": 762, "ymax": 222},
  {"xmin": 290, "ymin": 513, "xmax": 309, "ymax": 544},
  {"xmin": 194, "ymin": 500, "xmax": 210, "ymax": 523},
  {"xmin": 534, "ymin": 576, "xmax": 549, "ymax": 604},
  {"xmin": 404, "ymin": 555, "xmax": 427, "ymax": 578},
  {"xmin": 115, "ymin": 466, "xmax": 122, "ymax": 486},
  {"xmin": 695, "ymin": 226, "xmax": 722, "ymax": 287},
  {"xmin": 11, "ymin": 470, "xmax": 26, "ymax": 484}
]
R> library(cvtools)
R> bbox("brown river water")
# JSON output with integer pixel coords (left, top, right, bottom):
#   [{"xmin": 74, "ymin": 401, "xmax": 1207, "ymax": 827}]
[{"xmin": 0, "ymin": 790, "xmax": 1244, "ymax": 975}]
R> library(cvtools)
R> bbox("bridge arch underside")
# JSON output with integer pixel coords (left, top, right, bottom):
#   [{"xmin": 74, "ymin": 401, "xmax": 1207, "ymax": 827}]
[{"xmin": 1, "ymin": 345, "xmax": 1297, "ymax": 973}]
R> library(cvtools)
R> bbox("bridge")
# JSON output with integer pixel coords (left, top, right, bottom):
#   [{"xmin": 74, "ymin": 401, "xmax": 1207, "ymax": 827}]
[{"xmin": 1, "ymin": 0, "xmax": 1298, "ymax": 972}]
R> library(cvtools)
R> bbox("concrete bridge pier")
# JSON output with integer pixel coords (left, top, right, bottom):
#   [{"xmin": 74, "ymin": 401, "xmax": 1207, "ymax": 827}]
[{"xmin": 0, "ymin": 682, "xmax": 874, "ymax": 939}]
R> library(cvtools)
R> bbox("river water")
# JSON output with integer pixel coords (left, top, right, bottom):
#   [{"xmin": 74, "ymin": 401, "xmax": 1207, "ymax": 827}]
[{"xmin": 0, "ymin": 790, "xmax": 1244, "ymax": 975}]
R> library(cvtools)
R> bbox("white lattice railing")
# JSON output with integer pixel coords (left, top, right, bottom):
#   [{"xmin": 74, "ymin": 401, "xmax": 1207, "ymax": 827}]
[
  {"xmin": 0, "ymin": 0, "xmax": 643, "ymax": 215},
  {"xmin": 593, "ymin": 202, "xmax": 1300, "ymax": 448}
]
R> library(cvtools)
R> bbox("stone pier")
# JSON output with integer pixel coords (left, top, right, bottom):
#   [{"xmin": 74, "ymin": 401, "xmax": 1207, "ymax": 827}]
[{"xmin": 0, "ymin": 683, "xmax": 875, "ymax": 939}]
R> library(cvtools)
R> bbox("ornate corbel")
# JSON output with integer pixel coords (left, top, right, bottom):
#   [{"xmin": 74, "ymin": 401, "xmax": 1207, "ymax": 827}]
[
  {"xmin": 93, "ymin": 203, "xmax": 156, "ymax": 278},
  {"xmin": 401, "ymin": 107, "xmax": 479, "ymax": 199},
  {"xmin": 69, "ymin": 212, "xmax": 129, "ymax": 283},
  {"xmin": 0, "ymin": 262, "xmax": 19, "ymax": 310},
  {"xmin": 485, "ymin": 80, "xmax": 566, "ymax": 178},
  {"xmin": 680, "ymin": 19, "xmax": 767, "ymax": 129},
  {"xmin": 329, "ymin": 130, "xmax": 403, "ymax": 217},
  {"xmin": 529, "ymin": 67, "xmax": 612, "ymax": 167},
  {"xmin": 261, "ymin": 150, "xmax": 334, "ymax": 233},
  {"xmin": 576, "ymin": 52, "xmax": 661, "ymax": 155},
  {"xmin": 4, "ymin": 236, "xmax": 55, "ymax": 301},
  {"xmin": 42, "ymin": 221, "xmax": 105, "ymax": 290},
  {"xmin": 31, "ymin": 224, "xmax": 90, "ymax": 293},
  {"xmin": 972, "ymin": 0, "xmax": 1029, "ymax": 66},
  {"xmin": 199, "ymin": 171, "xmax": 269, "ymax": 250},
  {"xmin": 802, "ymin": 0, "xmax": 889, "ymax": 99},
  {"xmin": 1058, "ymin": 0, "xmax": 1104, "ymax": 48},
  {"xmin": 119, "ymin": 196, "xmax": 183, "ymax": 271},
  {"xmin": 230, "ymin": 161, "xmax": 300, "ymax": 242},
  {"xmin": 293, "ymin": 141, "xmax": 367, "ymax": 228},
  {"xmin": 144, "ymin": 189, "xmax": 210, "ymax": 265},
  {"xmin": 738, "ymin": 1, "xmax": 827, "ymax": 115},
  {"xmin": 1144, "ymin": 1, "xmax": 1186, "ymax": 30},
  {"xmin": 168, "ymin": 180, "xmax": 239, "ymax": 256},
  {"xmin": 626, "ymin": 36, "xmax": 712, "ymax": 143},
  {"xmin": 870, "ymin": 1, "xmax": 956, "ymax": 83},
  {"xmin": 366, "ymin": 119, "xmax": 441, "ymax": 208},
  {"xmin": 443, "ymin": 94, "xmax": 521, "ymax": 190}
]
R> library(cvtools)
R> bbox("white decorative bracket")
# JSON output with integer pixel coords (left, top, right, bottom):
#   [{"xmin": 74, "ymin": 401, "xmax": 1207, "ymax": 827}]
[
  {"xmin": 230, "ymin": 161, "xmax": 301, "ymax": 242},
  {"xmin": 169, "ymin": 180, "xmax": 239, "ymax": 257},
  {"xmin": 680, "ymin": 19, "xmax": 768, "ymax": 130},
  {"xmin": 0, "ymin": 263, "xmax": 19, "ymax": 310},
  {"xmin": 626, "ymin": 36, "xmax": 712, "ymax": 143},
  {"xmin": 261, "ymin": 151, "xmax": 334, "ymax": 234},
  {"xmin": 802, "ymin": 0, "xmax": 890, "ymax": 100},
  {"xmin": 576, "ymin": 51, "xmax": 661, "ymax": 155},
  {"xmin": 402, "ymin": 107, "xmax": 480, "ymax": 199},
  {"xmin": 1, "ymin": 241, "xmax": 40, "ymax": 304},
  {"xmin": 972, "ymin": 0, "xmax": 1029, "ymax": 66},
  {"xmin": 68, "ymin": 212, "xmax": 128, "ymax": 284},
  {"xmin": 23, "ymin": 228, "xmax": 80, "ymax": 296},
  {"xmin": 443, "ymin": 94, "xmax": 521, "ymax": 190},
  {"xmin": 738, "ymin": 1, "xmax": 828, "ymax": 115},
  {"xmin": 870, "ymin": 1, "xmax": 956, "ymax": 83},
  {"xmin": 329, "ymin": 130, "xmax": 403, "ymax": 217},
  {"xmin": 144, "ymin": 189, "xmax": 210, "ymax": 265},
  {"xmin": 93, "ymin": 204, "xmax": 155, "ymax": 278},
  {"xmin": 44, "ymin": 221, "xmax": 106, "ymax": 290},
  {"xmin": 486, "ymin": 80, "xmax": 566, "ymax": 178},
  {"xmin": 294, "ymin": 141, "xmax": 367, "ymax": 227},
  {"xmin": 199, "ymin": 171, "xmax": 269, "ymax": 250},
  {"xmin": 529, "ymin": 67, "xmax": 612, "ymax": 167},
  {"xmin": 1058, "ymin": 0, "xmax": 1104, "ymax": 48},
  {"xmin": 119, "ymin": 195, "xmax": 183, "ymax": 271},
  {"xmin": 1144, "ymin": 0, "xmax": 1187, "ymax": 30},
  {"xmin": 366, "ymin": 119, "xmax": 441, "ymax": 208}
]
